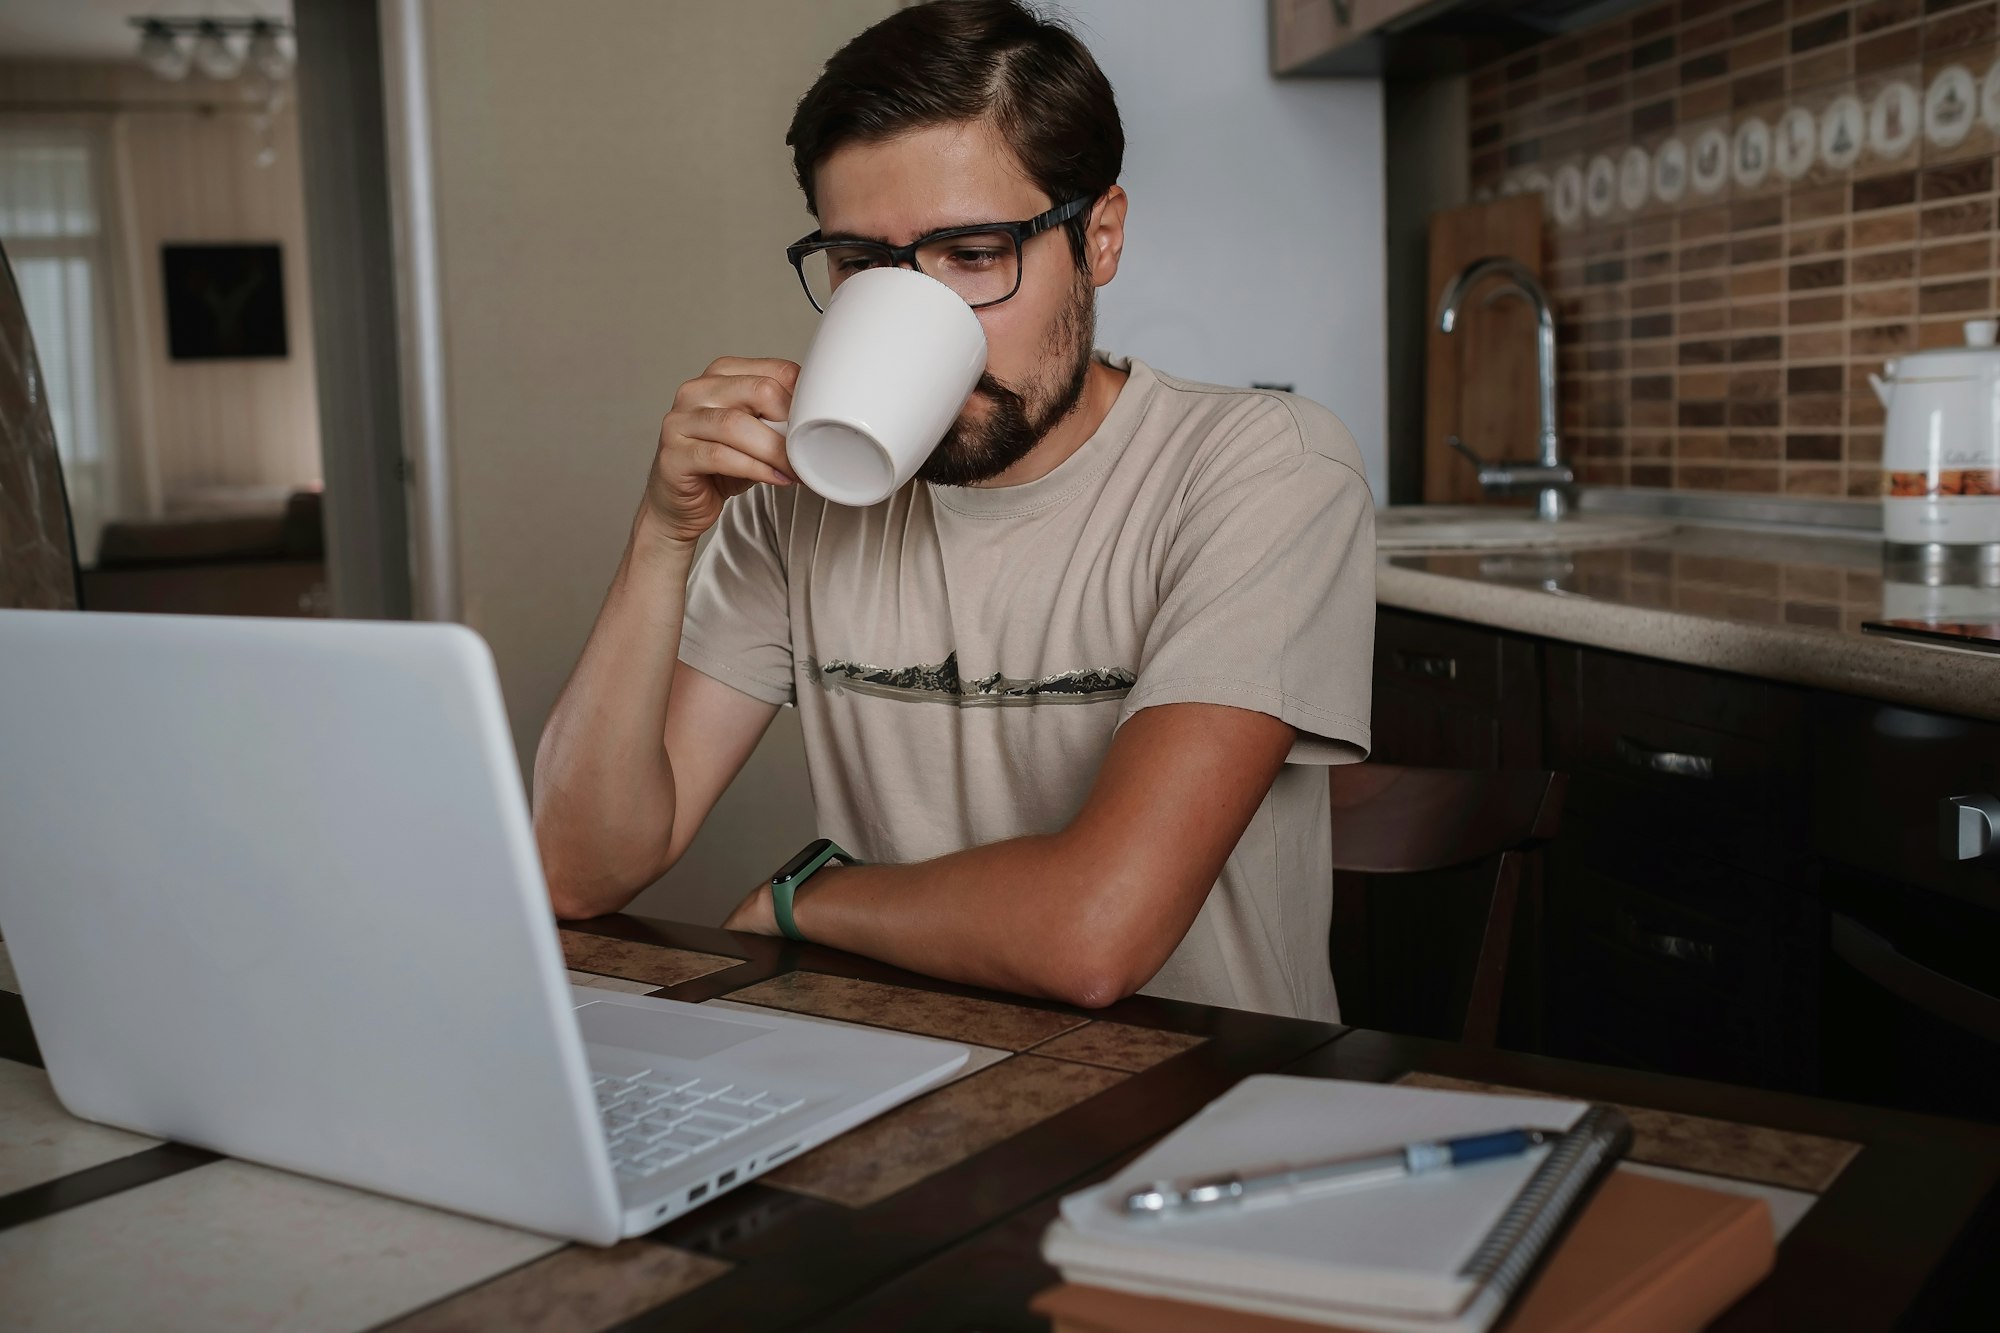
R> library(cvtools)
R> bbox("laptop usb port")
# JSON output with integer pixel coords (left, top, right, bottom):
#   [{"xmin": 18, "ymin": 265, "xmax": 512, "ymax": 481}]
[
  {"xmin": 688, "ymin": 1183, "xmax": 708, "ymax": 1203},
  {"xmin": 769, "ymin": 1142, "xmax": 800, "ymax": 1162},
  {"xmin": 718, "ymin": 1169, "xmax": 737, "ymax": 1186}
]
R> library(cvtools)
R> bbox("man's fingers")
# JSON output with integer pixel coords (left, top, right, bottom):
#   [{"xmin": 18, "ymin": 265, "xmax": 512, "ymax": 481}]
[
  {"xmin": 705, "ymin": 356, "xmax": 800, "ymax": 390},
  {"xmin": 683, "ymin": 406, "xmax": 792, "ymax": 474},
  {"xmin": 693, "ymin": 437, "xmax": 791, "ymax": 489},
  {"xmin": 673, "ymin": 372, "xmax": 794, "ymax": 425}
]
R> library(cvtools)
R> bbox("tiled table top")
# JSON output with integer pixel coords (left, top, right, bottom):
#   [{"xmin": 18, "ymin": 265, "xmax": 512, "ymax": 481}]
[{"xmin": 3, "ymin": 918, "xmax": 1997, "ymax": 1332}]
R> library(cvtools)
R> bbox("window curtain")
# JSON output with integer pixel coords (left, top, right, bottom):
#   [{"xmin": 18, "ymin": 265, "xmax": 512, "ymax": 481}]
[{"xmin": 0, "ymin": 123, "xmax": 126, "ymax": 563}]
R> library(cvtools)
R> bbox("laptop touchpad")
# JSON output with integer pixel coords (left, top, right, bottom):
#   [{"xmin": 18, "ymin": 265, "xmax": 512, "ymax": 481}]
[{"xmin": 575, "ymin": 1001, "xmax": 772, "ymax": 1061}]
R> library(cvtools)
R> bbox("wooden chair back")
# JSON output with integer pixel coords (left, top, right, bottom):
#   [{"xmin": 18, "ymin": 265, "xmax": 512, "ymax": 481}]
[{"xmin": 1328, "ymin": 764, "xmax": 1566, "ymax": 1047}]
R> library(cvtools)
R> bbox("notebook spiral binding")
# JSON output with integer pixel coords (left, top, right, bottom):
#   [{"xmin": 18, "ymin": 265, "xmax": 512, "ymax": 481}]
[{"xmin": 1456, "ymin": 1105, "xmax": 1636, "ymax": 1299}]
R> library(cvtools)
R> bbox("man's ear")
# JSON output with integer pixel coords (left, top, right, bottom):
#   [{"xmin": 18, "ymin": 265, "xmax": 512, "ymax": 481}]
[{"xmin": 1085, "ymin": 185, "xmax": 1128, "ymax": 288}]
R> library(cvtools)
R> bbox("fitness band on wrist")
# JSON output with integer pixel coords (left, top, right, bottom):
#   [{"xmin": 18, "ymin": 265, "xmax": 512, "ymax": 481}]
[{"xmin": 769, "ymin": 837, "xmax": 859, "ymax": 942}]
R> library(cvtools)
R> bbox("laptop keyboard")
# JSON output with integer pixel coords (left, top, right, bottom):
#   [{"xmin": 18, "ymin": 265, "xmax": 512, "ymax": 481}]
[{"xmin": 593, "ymin": 1069, "xmax": 806, "ymax": 1184}]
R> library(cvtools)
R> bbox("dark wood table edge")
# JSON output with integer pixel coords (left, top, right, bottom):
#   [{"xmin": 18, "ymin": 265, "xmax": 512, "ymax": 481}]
[{"xmin": 1290, "ymin": 1030, "xmax": 2000, "ymax": 1332}]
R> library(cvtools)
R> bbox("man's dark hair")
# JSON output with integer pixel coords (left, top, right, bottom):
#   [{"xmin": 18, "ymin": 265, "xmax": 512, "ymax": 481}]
[{"xmin": 786, "ymin": 0, "xmax": 1123, "ymax": 268}]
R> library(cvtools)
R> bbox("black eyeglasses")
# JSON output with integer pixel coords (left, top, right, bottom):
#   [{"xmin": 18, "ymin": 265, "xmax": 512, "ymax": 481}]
[{"xmin": 785, "ymin": 194, "xmax": 1093, "ymax": 314}]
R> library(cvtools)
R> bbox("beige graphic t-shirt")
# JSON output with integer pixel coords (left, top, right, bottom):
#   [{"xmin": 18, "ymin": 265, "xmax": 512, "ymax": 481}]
[{"xmin": 678, "ymin": 354, "xmax": 1374, "ymax": 1021}]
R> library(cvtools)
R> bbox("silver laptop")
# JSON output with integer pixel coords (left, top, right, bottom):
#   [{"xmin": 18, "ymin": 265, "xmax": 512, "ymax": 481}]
[{"xmin": 0, "ymin": 609, "xmax": 968, "ymax": 1244}]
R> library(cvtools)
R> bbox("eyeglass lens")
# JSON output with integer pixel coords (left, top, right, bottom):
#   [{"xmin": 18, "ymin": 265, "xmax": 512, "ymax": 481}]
[{"xmin": 799, "ymin": 230, "xmax": 1019, "ymax": 310}]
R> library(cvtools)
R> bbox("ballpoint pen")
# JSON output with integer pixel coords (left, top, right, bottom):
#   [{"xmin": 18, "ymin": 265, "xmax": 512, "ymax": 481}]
[{"xmin": 1122, "ymin": 1126, "xmax": 1558, "ymax": 1218}]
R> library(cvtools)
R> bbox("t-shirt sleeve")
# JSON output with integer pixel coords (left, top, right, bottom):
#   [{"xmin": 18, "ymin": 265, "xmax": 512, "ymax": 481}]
[
  {"xmin": 677, "ymin": 488, "xmax": 796, "ymax": 706},
  {"xmin": 1117, "ymin": 400, "xmax": 1375, "ymax": 765}
]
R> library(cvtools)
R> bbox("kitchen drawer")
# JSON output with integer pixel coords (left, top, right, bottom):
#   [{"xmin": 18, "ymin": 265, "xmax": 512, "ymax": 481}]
[
  {"xmin": 1552, "ymin": 809, "xmax": 1797, "ymax": 937},
  {"xmin": 1563, "ymin": 645, "xmax": 1805, "ymax": 743},
  {"xmin": 1812, "ymin": 694, "xmax": 2000, "ymax": 908},
  {"xmin": 1376, "ymin": 610, "xmax": 1509, "ymax": 700},
  {"xmin": 1565, "ymin": 710, "xmax": 1801, "ymax": 822}
]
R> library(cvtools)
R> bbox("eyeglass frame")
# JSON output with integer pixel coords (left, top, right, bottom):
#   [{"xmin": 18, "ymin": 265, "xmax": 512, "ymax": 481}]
[{"xmin": 785, "ymin": 193, "xmax": 1095, "ymax": 314}]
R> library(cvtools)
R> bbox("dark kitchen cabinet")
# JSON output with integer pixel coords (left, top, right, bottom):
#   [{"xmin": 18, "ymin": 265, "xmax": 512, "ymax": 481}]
[{"xmin": 1367, "ymin": 608, "xmax": 2000, "ymax": 1118}]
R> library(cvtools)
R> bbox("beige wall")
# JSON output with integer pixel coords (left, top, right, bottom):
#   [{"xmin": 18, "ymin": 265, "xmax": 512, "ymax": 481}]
[
  {"xmin": 423, "ymin": 1, "xmax": 893, "ymax": 923},
  {"xmin": 0, "ymin": 61, "xmax": 322, "ymax": 520}
]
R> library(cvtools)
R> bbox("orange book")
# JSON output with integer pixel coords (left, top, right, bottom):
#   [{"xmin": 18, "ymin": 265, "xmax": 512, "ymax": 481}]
[{"xmin": 1032, "ymin": 1169, "xmax": 1775, "ymax": 1333}]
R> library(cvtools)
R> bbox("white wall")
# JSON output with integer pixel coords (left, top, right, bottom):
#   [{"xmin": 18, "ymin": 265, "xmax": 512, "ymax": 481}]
[
  {"xmin": 1053, "ymin": 0, "xmax": 1388, "ymax": 499},
  {"xmin": 421, "ymin": 1, "xmax": 892, "ymax": 925}
]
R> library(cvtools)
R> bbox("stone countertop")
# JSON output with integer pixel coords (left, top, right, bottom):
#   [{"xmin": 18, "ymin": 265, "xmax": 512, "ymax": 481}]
[{"xmin": 1376, "ymin": 521, "xmax": 2000, "ymax": 723}]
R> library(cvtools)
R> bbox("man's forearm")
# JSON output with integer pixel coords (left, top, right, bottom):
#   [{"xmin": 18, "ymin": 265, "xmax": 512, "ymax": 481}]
[
  {"xmin": 784, "ymin": 834, "xmax": 1163, "ymax": 1009},
  {"xmin": 533, "ymin": 509, "xmax": 698, "ymax": 913}
]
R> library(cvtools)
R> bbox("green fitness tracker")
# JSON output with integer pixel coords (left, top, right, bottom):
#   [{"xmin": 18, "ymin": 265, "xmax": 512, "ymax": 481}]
[{"xmin": 770, "ymin": 838, "xmax": 860, "ymax": 942}]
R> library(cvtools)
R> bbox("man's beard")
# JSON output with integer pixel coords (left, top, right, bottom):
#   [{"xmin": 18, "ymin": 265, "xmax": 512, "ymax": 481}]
[{"xmin": 916, "ymin": 274, "xmax": 1096, "ymax": 489}]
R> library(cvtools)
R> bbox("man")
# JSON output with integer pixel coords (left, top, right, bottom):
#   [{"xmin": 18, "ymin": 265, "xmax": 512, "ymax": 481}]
[{"xmin": 533, "ymin": 0, "xmax": 1374, "ymax": 1021}]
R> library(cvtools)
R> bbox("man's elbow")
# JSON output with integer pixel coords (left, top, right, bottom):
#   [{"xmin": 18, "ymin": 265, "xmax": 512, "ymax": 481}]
[{"xmin": 1055, "ymin": 969, "xmax": 1140, "ymax": 1011}]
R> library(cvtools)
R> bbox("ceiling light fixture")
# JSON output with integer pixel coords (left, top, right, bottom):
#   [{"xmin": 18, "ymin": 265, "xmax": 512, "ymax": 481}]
[
  {"xmin": 136, "ymin": 19, "xmax": 191, "ymax": 82},
  {"xmin": 129, "ymin": 16, "xmax": 293, "ymax": 84}
]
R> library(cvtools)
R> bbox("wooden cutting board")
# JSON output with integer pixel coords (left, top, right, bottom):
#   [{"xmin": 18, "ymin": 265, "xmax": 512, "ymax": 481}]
[{"xmin": 1424, "ymin": 194, "xmax": 1546, "ymax": 505}]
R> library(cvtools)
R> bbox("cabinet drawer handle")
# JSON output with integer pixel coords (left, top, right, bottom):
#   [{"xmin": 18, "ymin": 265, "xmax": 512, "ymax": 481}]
[
  {"xmin": 1940, "ymin": 794, "xmax": 2000, "ymax": 862},
  {"xmin": 1619, "ymin": 913, "xmax": 1718, "ymax": 969},
  {"xmin": 1392, "ymin": 650, "xmax": 1457, "ymax": 680},
  {"xmin": 1615, "ymin": 736, "xmax": 1714, "ymax": 780}
]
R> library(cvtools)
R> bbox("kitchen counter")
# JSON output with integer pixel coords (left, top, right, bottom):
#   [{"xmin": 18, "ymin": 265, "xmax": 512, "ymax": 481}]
[{"xmin": 1377, "ymin": 521, "xmax": 2000, "ymax": 723}]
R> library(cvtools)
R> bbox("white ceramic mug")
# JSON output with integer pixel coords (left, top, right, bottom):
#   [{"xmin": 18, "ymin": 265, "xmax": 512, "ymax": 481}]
[{"xmin": 774, "ymin": 266, "xmax": 988, "ymax": 507}]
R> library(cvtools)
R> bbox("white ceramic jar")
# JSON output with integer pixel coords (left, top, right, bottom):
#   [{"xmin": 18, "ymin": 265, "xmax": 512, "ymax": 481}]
[{"xmin": 1872, "ymin": 319, "xmax": 2000, "ymax": 551}]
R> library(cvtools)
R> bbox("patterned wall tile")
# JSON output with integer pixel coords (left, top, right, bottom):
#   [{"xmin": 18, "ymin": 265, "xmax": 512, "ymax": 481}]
[{"xmin": 1471, "ymin": 0, "xmax": 2000, "ymax": 499}]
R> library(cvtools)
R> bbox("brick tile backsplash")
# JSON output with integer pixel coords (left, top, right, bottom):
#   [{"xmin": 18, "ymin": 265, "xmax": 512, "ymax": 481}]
[{"xmin": 1470, "ymin": 0, "xmax": 2000, "ymax": 496}]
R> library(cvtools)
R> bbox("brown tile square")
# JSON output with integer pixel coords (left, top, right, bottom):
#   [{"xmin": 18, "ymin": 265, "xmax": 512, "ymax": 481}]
[
  {"xmin": 1680, "ymin": 240, "xmax": 1729, "ymax": 271},
  {"xmin": 1725, "ymin": 431, "xmax": 1780, "ymax": 458},
  {"xmin": 1850, "ymin": 429, "xmax": 1885, "ymax": 460},
  {"xmin": 1679, "ymin": 463, "xmax": 1731, "ymax": 488},
  {"xmin": 1731, "ymin": 266, "xmax": 1785, "ymax": 298},
  {"xmin": 1788, "ymin": 364, "xmax": 1847, "ymax": 394},
  {"xmin": 1791, "ymin": 10, "xmax": 1850, "ymax": 51},
  {"xmin": 765, "ymin": 1055, "xmax": 1125, "ymax": 1207},
  {"xmin": 1727, "ymin": 401, "xmax": 1781, "ymax": 428},
  {"xmin": 1679, "ymin": 369, "xmax": 1731, "ymax": 397},
  {"xmin": 1680, "ymin": 400, "xmax": 1727, "ymax": 427},
  {"xmin": 1731, "ymin": 234, "xmax": 1784, "ymax": 265},
  {"xmin": 1680, "ymin": 274, "xmax": 1732, "ymax": 302},
  {"xmin": 1682, "ymin": 306, "xmax": 1732, "ymax": 333},
  {"xmin": 1734, "ymin": 0, "xmax": 1786, "ymax": 36},
  {"xmin": 1728, "ymin": 366, "xmax": 1781, "ymax": 397},
  {"xmin": 1851, "ymin": 323, "xmax": 1915, "ymax": 357},
  {"xmin": 1921, "ymin": 238, "xmax": 1994, "ymax": 277},
  {"xmin": 1856, "ymin": 0, "xmax": 1921, "ymax": 35},
  {"xmin": 1632, "ymin": 342, "xmax": 1677, "ymax": 369},
  {"xmin": 1854, "ymin": 26, "xmax": 1921, "ymax": 71},
  {"xmin": 1787, "ymin": 221, "xmax": 1847, "ymax": 256},
  {"xmin": 1852, "ymin": 246, "xmax": 1916, "ymax": 283},
  {"xmin": 1789, "ymin": 183, "xmax": 1849, "ymax": 220},
  {"xmin": 1792, "ymin": 45, "xmax": 1852, "ymax": 85},
  {"xmin": 1723, "ymin": 465, "xmax": 1782, "ymax": 493},
  {"xmin": 1679, "ymin": 338, "xmax": 1731, "ymax": 364},
  {"xmin": 379, "ymin": 1243, "xmax": 730, "ymax": 1333},
  {"xmin": 559, "ymin": 932, "xmax": 741, "ymax": 989},
  {"xmin": 1852, "ymin": 391, "xmax": 1888, "ymax": 427},
  {"xmin": 1789, "ymin": 293, "xmax": 1847, "ymax": 324},
  {"xmin": 1925, "ymin": 4, "xmax": 1998, "ymax": 52},
  {"xmin": 1679, "ymin": 203, "xmax": 1733, "ymax": 240},
  {"xmin": 1790, "ymin": 328, "xmax": 1849, "ymax": 358},
  {"xmin": 1851, "ymin": 285, "xmax": 1918, "ymax": 319},
  {"xmin": 726, "ymin": 972, "xmax": 1084, "ymax": 1050},
  {"xmin": 1788, "ymin": 257, "xmax": 1846, "ymax": 289},
  {"xmin": 1785, "ymin": 468, "xmax": 1846, "ymax": 497},
  {"xmin": 1731, "ymin": 333, "xmax": 1783, "ymax": 362},
  {"xmin": 1788, "ymin": 395, "xmax": 1846, "ymax": 427},
  {"xmin": 1853, "ymin": 170, "xmax": 1918, "ymax": 211},
  {"xmin": 1681, "ymin": 79, "xmax": 1734, "ymax": 118},
  {"xmin": 1030, "ymin": 1021, "xmax": 1206, "ymax": 1072},
  {"xmin": 1921, "ymin": 157, "xmax": 1994, "ymax": 200},
  {"xmin": 1733, "ymin": 300, "xmax": 1783, "ymax": 329},
  {"xmin": 1849, "ymin": 468, "xmax": 1888, "ymax": 496},
  {"xmin": 1851, "ymin": 209, "xmax": 1917, "ymax": 247},
  {"xmin": 1730, "ymin": 196, "xmax": 1785, "ymax": 231},
  {"xmin": 1920, "ymin": 277, "xmax": 1994, "ymax": 314},
  {"xmin": 1786, "ymin": 432, "xmax": 1845, "ymax": 461},
  {"xmin": 1732, "ymin": 65, "xmax": 1786, "ymax": 106}
]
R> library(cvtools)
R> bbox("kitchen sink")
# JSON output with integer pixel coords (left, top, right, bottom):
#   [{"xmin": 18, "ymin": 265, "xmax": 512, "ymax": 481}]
[{"xmin": 1376, "ymin": 505, "xmax": 1676, "ymax": 551}]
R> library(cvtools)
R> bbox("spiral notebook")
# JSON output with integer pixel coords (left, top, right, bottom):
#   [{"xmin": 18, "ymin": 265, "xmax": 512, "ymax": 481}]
[{"xmin": 1042, "ymin": 1077, "xmax": 1633, "ymax": 1333}]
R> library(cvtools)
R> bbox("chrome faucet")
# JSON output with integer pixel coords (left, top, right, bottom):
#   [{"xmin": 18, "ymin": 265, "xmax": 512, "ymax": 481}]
[{"xmin": 1435, "ymin": 256, "xmax": 1573, "ymax": 522}]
